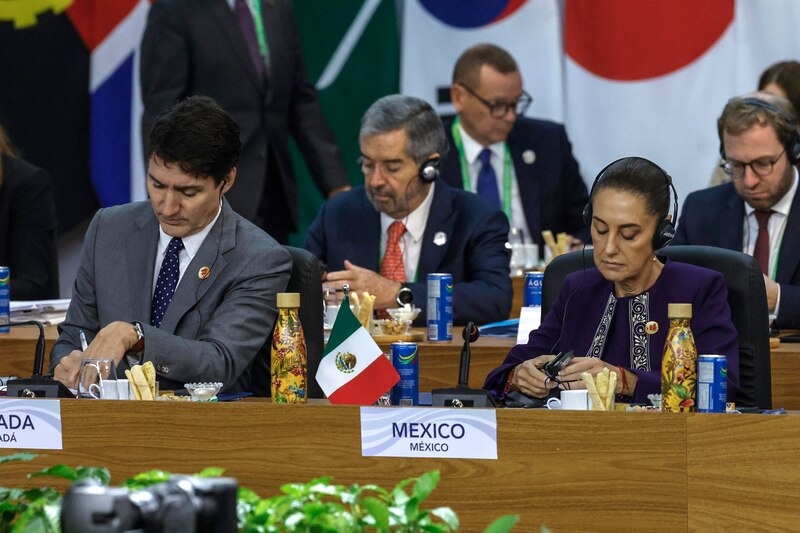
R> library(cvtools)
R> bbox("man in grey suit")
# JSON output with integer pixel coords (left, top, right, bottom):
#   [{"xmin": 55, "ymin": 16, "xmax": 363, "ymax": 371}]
[{"xmin": 51, "ymin": 96, "xmax": 291, "ymax": 395}]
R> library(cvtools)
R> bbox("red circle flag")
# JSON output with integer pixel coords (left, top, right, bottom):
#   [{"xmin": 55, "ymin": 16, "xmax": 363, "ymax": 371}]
[{"xmin": 565, "ymin": 0, "xmax": 734, "ymax": 81}]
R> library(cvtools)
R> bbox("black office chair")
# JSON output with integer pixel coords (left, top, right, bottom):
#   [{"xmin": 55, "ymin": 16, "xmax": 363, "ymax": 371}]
[
  {"xmin": 541, "ymin": 245, "xmax": 771, "ymax": 409},
  {"xmin": 250, "ymin": 245, "xmax": 324, "ymax": 398}
]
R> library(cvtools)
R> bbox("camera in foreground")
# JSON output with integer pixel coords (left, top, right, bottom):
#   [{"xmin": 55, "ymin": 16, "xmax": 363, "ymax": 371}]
[{"xmin": 61, "ymin": 475, "xmax": 237, "ymax": 533}]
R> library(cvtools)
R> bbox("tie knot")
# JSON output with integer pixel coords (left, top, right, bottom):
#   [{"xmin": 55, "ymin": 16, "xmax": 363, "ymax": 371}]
[
  {"xmin": 387, "ymin": 221, "xmax": 406, "ymax": 241},
  {"xmin": 478, "ymin": 148, "xmax": 493, "ymax": 166},
  {"xmin": 754, "ymin": 210, "xmax": 773, "ymax": 228},
  {"xmin": 166, "ymin": 237, "xmax": 184, "ymax": 256}
]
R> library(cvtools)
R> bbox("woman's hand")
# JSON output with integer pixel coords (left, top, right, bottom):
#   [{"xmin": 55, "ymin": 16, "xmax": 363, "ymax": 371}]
[
  {"xmin": 511, "ymin": 355, "xmax": 559, "ymax": 398},
  {"xmin": 556, "ymin": 357, "xmax": 623, "ymax": 393}
]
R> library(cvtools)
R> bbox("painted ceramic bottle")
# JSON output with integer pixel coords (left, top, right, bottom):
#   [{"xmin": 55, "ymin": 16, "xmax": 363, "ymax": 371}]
[
  {"xmin": 271, "ymin": 293, "xmax": 307, "ymax": 403},
  {"xmin": 661, "ymin": 303, "xmax": 697, "ymax": 412}
]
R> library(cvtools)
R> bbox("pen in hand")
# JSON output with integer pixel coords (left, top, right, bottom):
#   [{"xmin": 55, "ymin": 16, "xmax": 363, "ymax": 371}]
[{"xmin": 79, "ymin": 330, "xmax": 88, "ymax": 351}]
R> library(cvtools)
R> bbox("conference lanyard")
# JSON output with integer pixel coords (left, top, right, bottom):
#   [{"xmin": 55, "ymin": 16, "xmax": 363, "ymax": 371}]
[
  {"xmin": 251, "ymin": 0, "xmax": 270, "ymax": 65},
  {"xmin": 451, "ymin": 117, "xmax": 513, "ymax": 220}
]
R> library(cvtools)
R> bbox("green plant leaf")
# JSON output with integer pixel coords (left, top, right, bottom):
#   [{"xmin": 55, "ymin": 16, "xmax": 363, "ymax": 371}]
[
  {"xmin": 431, "ymin": 506, "xmax": 460, "ymax": 530},
  {"xmin": 412, "ymin": 470, "xmax": 440, "ymax": 503},
  {"xmin": 361, "ymin": 496, "xmax": 389, "ymax": 530},
  {"xmin": 123, "ymin": 469, "xmax": 172, "ymax": 490},
  {"xmin": 195, "ymin": 467, "xmax": 225, "ymax": 478},
  {"xmin": 0, "ymin": 453, "xmax": 39, "ymax": 465},
  {"xmin": 29, "ymin": 464, "xmax": 78, "ymax": 481},
  {"xmin": 75, "ymin": 466, "xmax": 111, "ymax": 485},
  {"xmin": 483, "ymin": 514, "xmax": 519, "ymax": 533}
]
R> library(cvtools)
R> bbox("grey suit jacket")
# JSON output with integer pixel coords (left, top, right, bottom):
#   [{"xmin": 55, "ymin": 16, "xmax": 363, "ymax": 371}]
[{"xmin": 50, "ymin": 199, "xmax": 292, "ymax": 394}]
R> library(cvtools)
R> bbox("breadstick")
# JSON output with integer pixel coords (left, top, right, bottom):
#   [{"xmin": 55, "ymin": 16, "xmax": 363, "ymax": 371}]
[
  {"xmin": 542, "ymin": 230, "xmax": 557, "ymax": 257},
  {"xmin": 606, "ymin": 371, "xmax": 617, "ymax": 411},
  {"xmin": 125, "ymin": 369, "xmax": 142, "ymax": 400},
  {"xmin": 556, "ymin": 232, "xmax": 569, "ymax": 255},
  {"xmin": 581, "ymin": 371, "xmax": 604, "ymax": 411}
]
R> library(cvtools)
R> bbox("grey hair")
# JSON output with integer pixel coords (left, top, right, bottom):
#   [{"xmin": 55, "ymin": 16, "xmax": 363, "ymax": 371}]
[{"xmin": 359, "ymin": 95, "xmax": 447, "ymax": 163}]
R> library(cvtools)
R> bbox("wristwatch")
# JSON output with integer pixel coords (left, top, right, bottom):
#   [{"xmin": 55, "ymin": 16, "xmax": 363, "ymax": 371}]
[
  {"xmin": 130, "ymin": 321, "xmax": 145, "ymax": 354},
  {"xmin": 396, "ymin": 285, "xmax": 413, "ymax": 307}
]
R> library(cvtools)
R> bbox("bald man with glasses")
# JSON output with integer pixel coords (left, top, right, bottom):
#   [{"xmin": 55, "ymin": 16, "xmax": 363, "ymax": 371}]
[
  {"xmin": 673, "ymin": 92, "xmax": 800, "ymax": 328},
  {"xmin": 439, "ymin": 43, "xmax": 589, "ymax": 258}
]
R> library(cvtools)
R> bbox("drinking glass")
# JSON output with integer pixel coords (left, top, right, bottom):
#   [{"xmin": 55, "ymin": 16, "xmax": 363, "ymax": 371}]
[{"xmin": 78, "ymin": 358, "xmax": 117, "ymax": 399}]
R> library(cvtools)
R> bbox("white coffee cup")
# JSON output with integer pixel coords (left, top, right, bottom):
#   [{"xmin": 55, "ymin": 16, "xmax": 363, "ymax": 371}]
[
  {"xmin": 115, "ymin": 378, "xmax": 130, "ymax": 400},
  {"xmin": 546, "ymin": 390, "xmax": 589, "ymax": 411},
  {"xmin": 89, "ymin": 379, "xmax": 119, "ymax": 400}
]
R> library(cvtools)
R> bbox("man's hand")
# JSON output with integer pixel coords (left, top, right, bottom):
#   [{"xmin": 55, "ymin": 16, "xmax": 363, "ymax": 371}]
[
  {"xmin": 53, "ymin": 350, "xmax": 85, "ymax": 389},
  {"xmin": 327, "ymin": 185, "xmax": 352, "ymax": 198},
  {"xmin": 83, "ymin": 321, "xmax": 139, "ymax": 363},
  {"xmin": 764, "ymin": 274, "xmax": 779, "ymax": 312},
  {"xmin": 324, "ymin": 260, "xmax": 401, "ymax": 309}
]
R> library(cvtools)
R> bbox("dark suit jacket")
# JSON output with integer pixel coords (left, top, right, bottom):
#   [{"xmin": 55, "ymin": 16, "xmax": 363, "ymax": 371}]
[
  {"xmin": 140, "ymin": 0, "xmax": 347, "ymax": 229},
  {"xmin": 0, "ymin": 154, "xmax": 58, "ymax": 300},
  {"xmin": 304, "ymin": 180, "xmax": 512, "ymax": 326},
  {"xmin": 50, "ymin": 199, "xmax": 292, "ymax": 395},
  {"xmin": 441, "ymin": 116, "xmax": 589, "ymax": 251},
  {"xmin": 673, "ymin": 182, "xmax": 800, "ymax": 328}
]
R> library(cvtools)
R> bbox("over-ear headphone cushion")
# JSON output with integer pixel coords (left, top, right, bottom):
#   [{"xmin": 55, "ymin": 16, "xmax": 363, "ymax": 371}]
[{"xmin": 419, "ymin": 157, "xmax": 440, "ymax": 182}]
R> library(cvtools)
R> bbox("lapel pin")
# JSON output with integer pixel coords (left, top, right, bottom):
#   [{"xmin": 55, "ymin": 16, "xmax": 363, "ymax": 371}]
[
  {"xmin": 645, "ymin": 321, "xmax": 659, "ymax": 335},
  {"xmin": 198, "ymin": 266, "xmax": 211, "ymax": 280},
  {"xmin": 433, "ymin": 232, "xmax": 447, "ymax": 246},
  {"xmin": 522, "ymin": 150, "xmax": 536, "ymax": 164}
]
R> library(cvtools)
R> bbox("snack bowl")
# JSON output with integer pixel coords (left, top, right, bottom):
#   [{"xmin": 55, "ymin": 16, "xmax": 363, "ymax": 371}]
[
  {"xmin": 184, "ymin": 382, "xmax": 223, "ymax": 402},
  {"xmin": 387, "ymin": 307, "xmax": 421, "ymax": 322},
  {"xmin": 647, "ymin": 394, "xmax": 662, "ymax": 410},
  {"xmin": 373, "ymin": 318, "xmax": 412, "ymax": 336}
]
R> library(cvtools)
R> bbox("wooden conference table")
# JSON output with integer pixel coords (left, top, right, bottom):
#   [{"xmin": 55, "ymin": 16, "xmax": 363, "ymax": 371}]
[
  {"xmin": 2, "ymin": 325, "xmax": 800, "ymax": 409},
  {"xmin": 1, "ymin": 400, "xmax": 800, "ymax": 531}
]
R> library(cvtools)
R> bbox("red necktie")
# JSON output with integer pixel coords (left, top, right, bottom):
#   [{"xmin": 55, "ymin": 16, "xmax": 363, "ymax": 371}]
[
  {"xmin": 753, "ymin": 210, "xmax": 773, "ymax": 275},
  {"xmin": 380, "ymin": 221, "xmax": 406, "ymax": 282}
]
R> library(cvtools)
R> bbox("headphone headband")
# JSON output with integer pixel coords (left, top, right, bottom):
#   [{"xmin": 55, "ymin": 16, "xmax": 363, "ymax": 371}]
[
  {"xmin": 582, "ymin": 157, "xmax": 678, "ymax": 250},
  {"xmin": 720, "ymin": 97, "xmax": 800, "ymax": 164}
]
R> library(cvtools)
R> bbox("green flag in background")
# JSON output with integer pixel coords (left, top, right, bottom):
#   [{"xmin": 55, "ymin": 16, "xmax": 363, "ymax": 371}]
[{"xmin": 289, "ymin": 0, "xmax": 400, "ymax": 246}]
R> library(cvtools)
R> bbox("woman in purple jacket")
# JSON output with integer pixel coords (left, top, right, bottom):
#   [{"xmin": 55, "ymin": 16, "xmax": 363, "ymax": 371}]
[{"xmin": 486, "ymin": 157, "xmax": 739, "ymax": 404}]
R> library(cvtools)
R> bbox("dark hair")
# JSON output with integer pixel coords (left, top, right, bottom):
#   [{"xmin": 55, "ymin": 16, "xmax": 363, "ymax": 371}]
[
  {"xmin": 758, "ymin": 60, "xmax": 800, "ymax": 119},
  {"xmin": 592, "ymin": 157, "xmax": 671, "ymax": 220},
  {"xmin": 717, "ymin": 93, "xmax": 798, "ymax": 154},
  {"xmin": 147, "ymin": 96, "xmax": 240, "ymax": 185},
  {"xmin": 359, "ymin": 95, "xmax": 446, "ymax": 163},
  {"xmin": 452, "ymin": 43, "xmax": 518, "ymax": 87}
]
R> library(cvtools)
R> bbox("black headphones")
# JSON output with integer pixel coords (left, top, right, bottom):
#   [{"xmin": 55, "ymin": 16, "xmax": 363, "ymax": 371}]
[
  {"xmin": 418, "ymin": 157, "xmax": 440, "ymax": 183},
  {"xmin": 582, "ymin": 157, "xmax": 679, "ymax": 250},
  {"xmin": 719, "ymin": 97, "xmax": 800, "ymax": 164}
]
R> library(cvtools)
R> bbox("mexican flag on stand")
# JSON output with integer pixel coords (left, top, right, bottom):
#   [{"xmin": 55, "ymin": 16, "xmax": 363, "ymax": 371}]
[{"xmin": 316, "ymin": 298, "xmax": 399, "ymax": 405}]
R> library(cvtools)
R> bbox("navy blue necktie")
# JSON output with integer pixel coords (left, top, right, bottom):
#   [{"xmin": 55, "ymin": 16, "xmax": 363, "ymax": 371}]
[
  {"xmin": 151, "ymin": 237, "xmax": 184, "ymax": 328},
  {"xmin": 477, "ymin": 148, "xmax": 501, "ymax": 208}
]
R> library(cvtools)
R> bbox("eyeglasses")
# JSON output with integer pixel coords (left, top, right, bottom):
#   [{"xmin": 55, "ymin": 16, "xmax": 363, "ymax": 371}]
[
  {"xmin": 458, "ymin": 83, "xmax": 532, "ymax": 118},
  {"xmin": 720, "ymin": 148, "xmax": 785, "ymax": 179}
]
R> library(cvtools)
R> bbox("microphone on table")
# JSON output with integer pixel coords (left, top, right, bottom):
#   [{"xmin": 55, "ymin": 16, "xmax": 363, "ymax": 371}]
[
  {"xmin": 431, "ymin": 321, "xmax": 495, "ymax": 408},
  {"xmin": 5, "ymin": 320, "xmax": 74, "ymax": 398}
]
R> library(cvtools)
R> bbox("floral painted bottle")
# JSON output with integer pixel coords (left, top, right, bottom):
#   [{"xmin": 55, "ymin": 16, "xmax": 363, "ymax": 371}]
[
  {"xmin": 661, "ymin": 303, "xmax": 697, "ymax": 412},
  {"xmin": 271, "ymin": 293, "xmax": 307, "ymax": 403}
]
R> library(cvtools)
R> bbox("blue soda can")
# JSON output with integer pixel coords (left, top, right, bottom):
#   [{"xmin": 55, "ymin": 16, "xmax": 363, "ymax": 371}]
[
  {"xmin": 697, "ymin": 354, "xmax": 727, "ymax": 413},
  {"xmin": 523, "ymin": 272, "xmax": 543, "ymax": 307},
  {"xmin": 0, "ymin": 266, "xmax": 10, "ymax": 333},
  {"xmin": 390, "ymin": 342, "xmax": 419, "ymax": 406},
  {"xmin": 427, "ymin": 273, "xmax": 453, "ymax": 341}
]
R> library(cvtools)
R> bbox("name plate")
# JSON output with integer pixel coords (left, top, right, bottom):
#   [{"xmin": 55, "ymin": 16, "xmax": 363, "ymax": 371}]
[
  {"xmin": 0, "ymin": 399, "xmax": 63, "ymax": 450},
  {"xmin": 360, "ymin": 407, "xmax": 497, "ymax": 460}
]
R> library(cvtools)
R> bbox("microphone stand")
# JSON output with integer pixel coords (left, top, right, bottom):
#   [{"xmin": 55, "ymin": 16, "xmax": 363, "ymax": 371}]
[
  {"xmin": 431, "ymin": 322, "xmax": 495, "ymax": 407},
  {"xmin": 5, "ymin": 320, "xmax": 75, "ymax": 398}
]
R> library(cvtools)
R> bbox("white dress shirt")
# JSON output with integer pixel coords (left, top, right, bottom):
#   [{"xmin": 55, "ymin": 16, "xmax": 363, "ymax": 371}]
[
  {"xmin": 152, "ymin": 206, "xmax": 222, "ymax": 293},
  {"xmin": 458, "ymin": 124, "xmax": 528, "ymax": 240},
  {"xmin": 742, "ymin": 166, "xmax": 798, "ymax": 315},
  {"xmin": 379, "ymin": 182, "xmax": 436, "ymax": 283}
]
